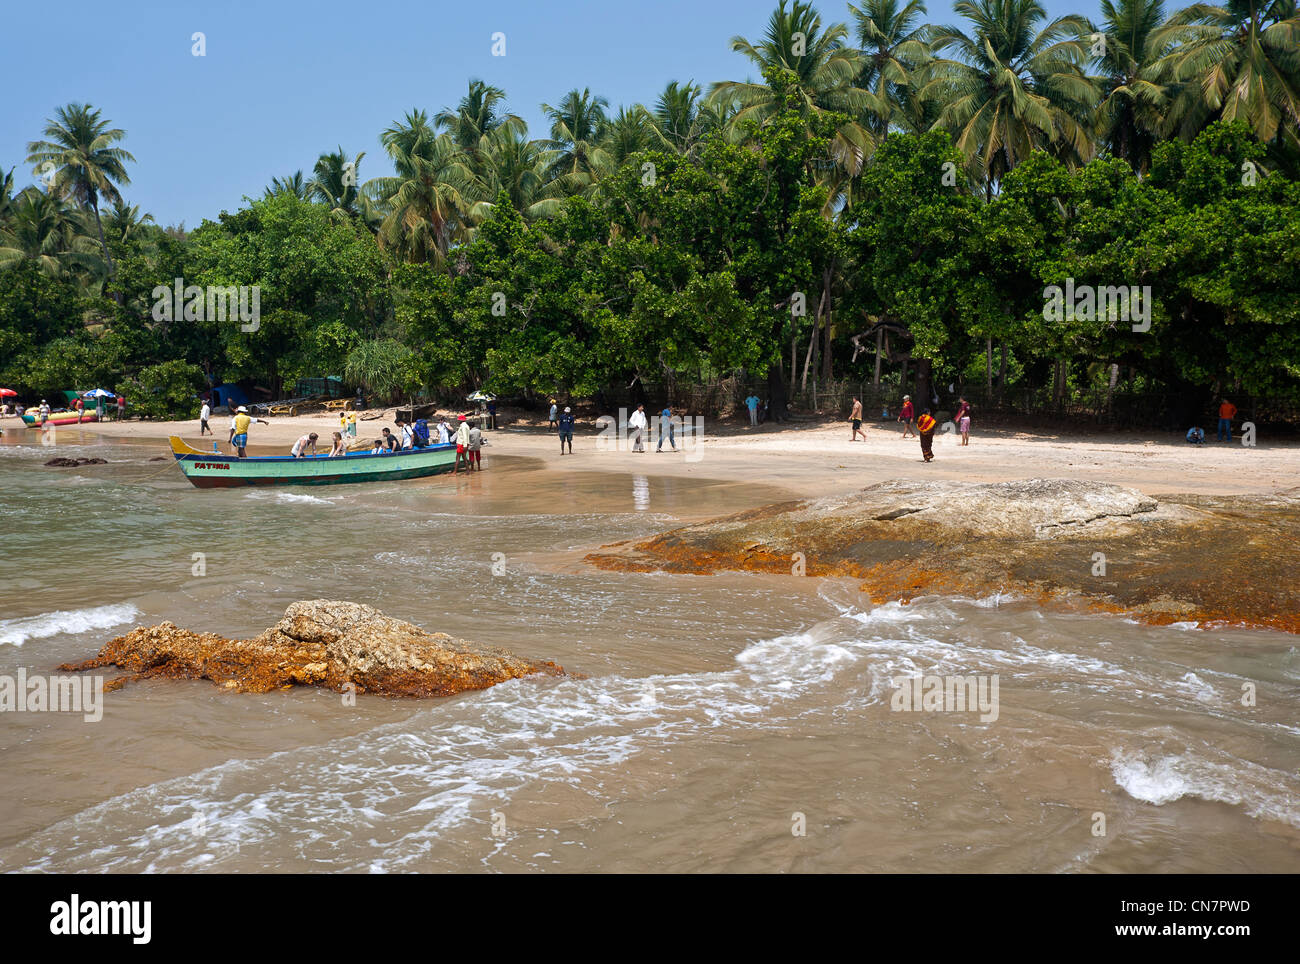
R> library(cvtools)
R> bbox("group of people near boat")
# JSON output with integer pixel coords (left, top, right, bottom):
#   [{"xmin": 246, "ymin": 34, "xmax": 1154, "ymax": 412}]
[
  {"xmin": 849, "ymin": 394, "xmax": 972, "ymax": 462},
  {"xmin": 216, "ymin": 405, "xmax": 486, "ymax": 470}
]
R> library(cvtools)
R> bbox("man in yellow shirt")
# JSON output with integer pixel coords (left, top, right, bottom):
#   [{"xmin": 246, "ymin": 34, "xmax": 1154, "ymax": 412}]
[
  {"xmin": 230, "ymin": 406, "xmax": 269, "ymax": 458},
  {"xmin": 346, "ymin": 409, "xmax": 358, "ymax": 437}
]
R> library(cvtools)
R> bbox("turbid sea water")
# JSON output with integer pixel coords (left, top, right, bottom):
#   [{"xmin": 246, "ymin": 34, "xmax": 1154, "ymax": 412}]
[{"xmin": 1, "ymin": 426, "xmax": 1298, "ymax": 872}]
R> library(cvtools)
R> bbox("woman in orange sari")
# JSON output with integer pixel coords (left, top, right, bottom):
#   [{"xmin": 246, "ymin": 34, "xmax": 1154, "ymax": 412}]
[{"xmin": 917, "ymin": 409, "xmax": 937, "ymax": 462}]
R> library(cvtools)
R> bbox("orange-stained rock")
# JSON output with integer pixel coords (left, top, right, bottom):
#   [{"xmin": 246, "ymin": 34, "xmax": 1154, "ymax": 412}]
[
  {"xmin": 60, "ymin": 600, "xmax": 569, "ymax": 697},
  {"xmin": 585, "ymin": 479, "xmax": 1300, "ymax": 635}
]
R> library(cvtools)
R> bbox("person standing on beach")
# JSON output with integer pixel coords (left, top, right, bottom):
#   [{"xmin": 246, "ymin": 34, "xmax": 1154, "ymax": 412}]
[
  {"xmin": 488, "ymin": 399, "xmax": 496, "ymax": 430},
  {"xmin": 1217, "ymin": 398, "xmax": 1237, "ymax": 442},
  {"xmin": 200, "ymin": 399, "xmax": 212, "ymax": 436},
  {"xmin": 38, "ymin": 400, "xmax": 50, "ymax": 424},
  {"xmin": 453, "ymin": 415, "xmax": 471, "ymax": 473},
  {"xmin": 549, "ymin": 400, "xmax": 558, "ymax": 432},
  {"xmin": 629, "ymin": 404, "xmax": 648, "ymax": 452},
  {"xmin": 849, "ymin": 397, "xmax": 866, "ymax": 441},
  {"xmin": 898, "ymin": 395, "xmax": 915, "ymax": 438},
  {"xmin": 437, "ymin": 417, "xmax": 450, "ymax": 444},
  {"xmin": 954, "ymin": 397, "xmax": 971, "ymax": 446},
  {"xmin": 558, "ymin": 406, "xmax": 574, "ymax": 454},
  {"xmin": 744, "ymin": 392, "xmax": 760, "ymax": 426},
  {"xmin": 116, "ymin": 394, "xmax": 126, "ymax": 421},
  {"xmin": 917, "ymin": 409, "xmax": 937, "ymax": 462},
  {"xmin": 657, "ymin": 405, "xmax": 677, "ymax": 452},
  {"xmin": 468, "ymin": 422, "xmax": 483, "ymax": 470},
  {"xmin": 231, "ymin": 406, "xmax": 269, "ymax": 458},
  {"xmin": 95, "ymin": 396, "xmax": 104, "ymax": 421}
]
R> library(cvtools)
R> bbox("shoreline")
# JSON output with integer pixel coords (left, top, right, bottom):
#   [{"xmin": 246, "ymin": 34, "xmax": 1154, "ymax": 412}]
[{"xmin": 5, "ymin": 408, "xmax": 1297, "ymax": 500}]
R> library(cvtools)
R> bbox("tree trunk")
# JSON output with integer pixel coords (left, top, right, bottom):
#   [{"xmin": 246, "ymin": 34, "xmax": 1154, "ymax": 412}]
[
  {"xmin": 821, "ymin": 266, "xmax": 833, "ymax": 383},
  {"xmin": 800, "ymin": 312, "xmax": 817, "ymax": 392},
  {"xmin": 790, "ymin": 333, "xmax": 796, "ymax": 389},
  {"xmin": 767, "ymin": 366, "xmax": 789, "ymax": 422},
  {"xmin": 998, "ymin": 342, "xmax": 1007, "ymax": 402},
  {"xmin": 89, "ymin": 194, "xmax": 122, "ymax": 305},
  {"xmin": 914, "ymin": 358, "xmax": 933, "ymax": 416},
  {"xmin": 873, "ymin": 328, "xmax": 883, "ymax": 387},
  {"xmin": 985, "ymin": 336, "xmax": 993, "ymax": 398}
]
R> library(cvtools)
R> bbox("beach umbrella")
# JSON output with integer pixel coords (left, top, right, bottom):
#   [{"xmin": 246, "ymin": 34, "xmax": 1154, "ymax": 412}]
[
  {"xmin": 0, "ymin": 388, "xmax": 16, "ymax": 397},
  {"xmin": 83, "ymin": 388, "xmax": 117, "ymax": 399}
]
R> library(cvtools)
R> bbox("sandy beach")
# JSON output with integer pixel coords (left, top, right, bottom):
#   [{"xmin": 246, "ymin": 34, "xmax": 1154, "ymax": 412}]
[{"xmin": 19, "ymin": 407, "xmax": 1298, "ymax": 499}]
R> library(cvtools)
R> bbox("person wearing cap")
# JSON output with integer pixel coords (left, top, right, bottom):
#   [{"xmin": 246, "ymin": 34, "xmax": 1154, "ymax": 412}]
[
  {"xmin": 38, "ymin": 399, "xmax": 50, "ymax": 424},
  {"xmin": 898, "ymin": 395, "xmax": 915, "ymax": 438},
  {"xmin": 453, "ymin": 415, "xmax": 471, "ymax": 474},
  {"xmin": 557, "ymin": 406, "xmax": 574, "ymax": 454},
  {"xmin": 230, "ymin": 406, "xmax": 269, "ymax": 458},
  {"xmin": 290, "ymin": 432, "xmax": 320, "ymax": 458}
]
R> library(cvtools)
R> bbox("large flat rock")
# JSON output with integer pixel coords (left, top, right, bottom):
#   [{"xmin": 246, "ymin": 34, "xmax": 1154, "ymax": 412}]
[
  {"xmin": 586, "ymin": 479, "xmax": 1300, "ymax": 634},
  {"xmin": 61, "ymin": 600, "xmax": 568, "ymax": 697}
]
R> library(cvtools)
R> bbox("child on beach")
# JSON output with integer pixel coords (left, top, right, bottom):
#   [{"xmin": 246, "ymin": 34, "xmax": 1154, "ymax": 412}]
[{"xmin": 954, "ymin": 398, "xmax": 971, "ymax": 446}]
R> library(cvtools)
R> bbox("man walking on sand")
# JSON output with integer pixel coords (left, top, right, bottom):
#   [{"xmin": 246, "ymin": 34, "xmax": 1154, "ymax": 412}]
[
  {"xmin": 629, "ymin": 404, "xmax": 647, "ymax": 452},
  {"xmin": 849, "ymin": 397, "xmax": 866, "ymax": 441},
  {"xmin": 744, "ymin": 392, "xmax": 760, "ymax": 426},
  {"xmin": 558, "ymin": 406, "xmax": 574, "ymax": 454},
  {"xmin": 917, "ymin": 409, "xmax": 937, "ymax": 462},
  {"xmin": 549, "ymin": 400, "xmax": 558, "ymax": 432},
  {"xmin": 657, "ymin": 405, "xmax": 677, "ymax": 452},
  {"xmin": 200, "ymin": 399, "xmax": 212, "ymax": 436},
  {"xmin": 1217, "ymin": 398, "xmax": 1237, "ymax": 442}
]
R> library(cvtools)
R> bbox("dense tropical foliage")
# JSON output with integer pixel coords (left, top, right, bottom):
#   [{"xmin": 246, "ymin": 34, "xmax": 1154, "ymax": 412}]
[{"xmin": 2, "ymin": 0, "xmax": 1297, "ymax": 421}]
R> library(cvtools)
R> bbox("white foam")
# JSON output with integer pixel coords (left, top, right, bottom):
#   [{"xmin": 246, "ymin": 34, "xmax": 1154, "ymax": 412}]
[
  {"xmin": 0, "ymin": 603, "xmax": 140, "ymax": 647},
  {"xmin": 1110, "ymin": 749, "xmax": 1300, "ymax": 826}
]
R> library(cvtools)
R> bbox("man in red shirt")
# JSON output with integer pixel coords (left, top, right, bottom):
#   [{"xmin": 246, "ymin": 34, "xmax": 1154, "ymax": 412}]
[
  {"xmin": 898, "ymin": 395, "xmax": 915, "ymax": 438},
  {"xmin": 917, "ymin": 409, "xmax": 937, "ymax": 462},
  {"xmin": 1217, "ymin": 399, "xmax": 1237, "ymax": 442}
]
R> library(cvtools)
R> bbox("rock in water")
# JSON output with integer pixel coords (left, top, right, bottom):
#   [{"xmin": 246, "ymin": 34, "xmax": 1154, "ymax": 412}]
[
  {"xmin": 60, "ymin": 600, "xmax": 568, "ymax": 697},
  {"xmin": 585, "ymin": 479, "xmax": 1300, "ymax": 634}
]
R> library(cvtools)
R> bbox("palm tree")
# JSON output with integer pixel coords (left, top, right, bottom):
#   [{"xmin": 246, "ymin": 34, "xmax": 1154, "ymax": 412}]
[
  {"xmin": 436, "ymin": 80, "xmax": 523, "ymax": 154},
  {"xmin": 601, "ymin": 106, "xmax": 657, "ymax": 167},
  {"xmin": 711, "ymin": 0, "xmax": 882, "ymax": 176},
  {"xmin": 924, "ymin": 0, "xmax": 1098, "ymax": 190},
  {"xmin": 265, "ymin": 170, "xmax": 308, "ymax": 199},
  {"xmin": 542, "ymin": 88, "xmax": 614, "ymax": 184},
  {"xmin": 0, "ymin": 186, "xmax": 104, "ymax": 282},
  {"xmin": 101, "ymin": 199, "xmax": 156, "ymax": 245},
  {"xmin": 365, "ymin": 110, "xmax": 479, "ymax": 263},
  {"xmin": 0, "ymin": 167, "xmax": 16, "ymax": 229},
  {"xmin": 308, "ymin": 147, "xmax": 367, "ymax": 217},
  {"xmin": 1093, "ymin": 0, "xmax": 1182, "ymax": 173},
  {"xmin": 25, "ymin": 103, "xmax": 134, "ymax": 280},
  {"xmin": 849, "ymin": 0, "xmax": 934, "ymax": 134},
  {"xmin": 1153, "ymin": 0, "xmax": 1300, "ymax": 144},
  {"xmin": 477, "ymin": 126, "xmax": 573, "ymax": 220}
]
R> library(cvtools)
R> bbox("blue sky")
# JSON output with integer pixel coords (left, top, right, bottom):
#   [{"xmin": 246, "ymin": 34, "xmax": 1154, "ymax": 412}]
[{"xmin": 2, "ymin": 0, "xmax": 1102, "ymax": 228}]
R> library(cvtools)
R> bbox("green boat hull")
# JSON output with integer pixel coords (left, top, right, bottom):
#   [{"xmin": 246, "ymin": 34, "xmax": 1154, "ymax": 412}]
[{"xmin": 169, "ymin": 436, "xmax": 459, "ymax": 488}]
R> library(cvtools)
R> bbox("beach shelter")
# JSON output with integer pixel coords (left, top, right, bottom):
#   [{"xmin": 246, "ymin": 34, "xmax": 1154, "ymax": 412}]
[
  {"xmin": 0, "ymin": 388, "xmax": 16, "ymax": 398},
  {"xmin": 83, "ymin": 388, "xmax": 117, "ymax": 399}
]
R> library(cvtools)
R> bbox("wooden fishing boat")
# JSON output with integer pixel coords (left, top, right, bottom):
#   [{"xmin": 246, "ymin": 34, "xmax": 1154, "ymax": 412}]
[
  {"xmin": 168, "ymin": 436, "xmax": 458, "ymax": 488},
  {"xmin": 22, "ymin": 411, "xmax": 100, "ymax": 427}
]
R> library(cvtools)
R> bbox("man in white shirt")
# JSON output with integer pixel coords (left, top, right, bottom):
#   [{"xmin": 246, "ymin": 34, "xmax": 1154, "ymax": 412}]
[
  {"xmin": 453, "ymin": 416, "xmax": 471, "ymax": 474},
  {"xmin": 628, "ymin": 404, "xmax": 648, "ymax": 452},
  {"xmin": 200, "ymin": 400, "xmax": 212, "ymax": 436},
  {"xmin": 290, "ymin": 433, "xmax": 319, "ymax": 458},
  {"xmin": 437, "ymin": 418, "xmax": 450, "ymax": 444}
]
